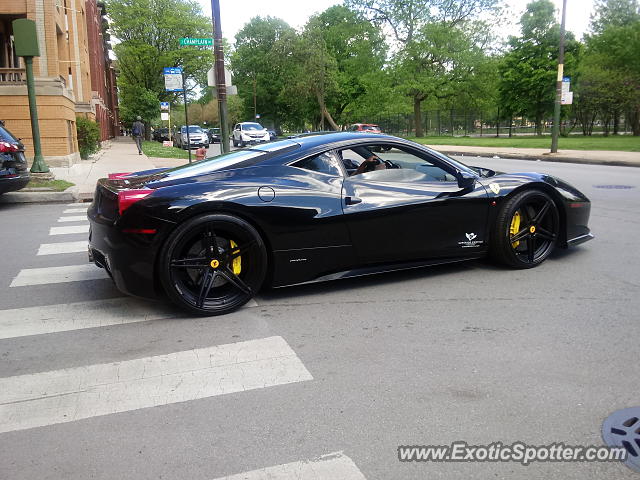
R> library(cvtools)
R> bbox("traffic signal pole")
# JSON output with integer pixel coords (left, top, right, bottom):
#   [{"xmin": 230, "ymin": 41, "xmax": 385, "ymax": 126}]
[
  {"xmin": 210, "ymin": 0, "xmax": 230, "ymax": 153},
  {"xmin": 551, "ymin": 0, "xmax": 567, "ymax": 153}
]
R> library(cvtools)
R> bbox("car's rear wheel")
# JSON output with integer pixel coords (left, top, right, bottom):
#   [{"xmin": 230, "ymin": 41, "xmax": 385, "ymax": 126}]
[
  {"xmin": 159, "ymin": 214, "xmax": 267, "ymax": 315},
  {"xmin": 491, "ymin": 189, "xmax": 559, "ymax": 268}
]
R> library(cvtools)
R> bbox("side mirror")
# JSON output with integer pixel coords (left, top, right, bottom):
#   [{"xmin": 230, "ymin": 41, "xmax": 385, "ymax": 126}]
[{"xmin": 457, "ymin": 170, "xmax": 476, "ymax": 189}]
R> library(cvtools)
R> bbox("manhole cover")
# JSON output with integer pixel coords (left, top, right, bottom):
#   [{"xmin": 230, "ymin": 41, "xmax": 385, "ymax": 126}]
[
  {"xmin": 593, "ymin": 185, "xmax": 636, "ymax": 189},
  {"xmin": 602, "ymin": 407, "xmax": 640, "ymax": 472}
]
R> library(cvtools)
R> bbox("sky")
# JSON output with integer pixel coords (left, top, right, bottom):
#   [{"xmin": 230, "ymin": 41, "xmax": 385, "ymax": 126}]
[{"xmin": 197, "ymin": 0, "xmax": 597, "ymax": 43}]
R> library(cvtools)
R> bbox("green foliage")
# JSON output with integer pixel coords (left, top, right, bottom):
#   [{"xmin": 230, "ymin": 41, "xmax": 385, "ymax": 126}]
[
  {"xmin": 498, "ymin": 0, "xmax": 580, "ymax": 134},
  {"xmin": 107, "ymin": 0, "xmax": 213, "ymax": 133},
  {"xmin": 345, "ymin": 0, "xmax": 500, "ymax": 136},
  {"xmin": 579, "ymin": 0, "xmax": 640, "ymax": 135},
  {"xmin": 76, "ymin": 116, "xmax": 101, "ymax": 159},
  {"xmin": 231, "ymin": 17, "xmax": 298, "ymax": 128}
]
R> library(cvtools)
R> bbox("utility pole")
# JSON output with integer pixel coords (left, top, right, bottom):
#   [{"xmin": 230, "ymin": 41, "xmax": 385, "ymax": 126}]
[
  {"xmin": 182, "ymin": 71, "xmax": 192, "ymax": 163},
  {"xmin": 210, "ymin": 0, "xmax": 230, "ymax": 153},
  {"xmin": 551, "ymin": 0, "xmax": 567, "ymax": 153},
  {"xmin": 253, "ymin": 74, "xmax": 257, "ymax": 119}
]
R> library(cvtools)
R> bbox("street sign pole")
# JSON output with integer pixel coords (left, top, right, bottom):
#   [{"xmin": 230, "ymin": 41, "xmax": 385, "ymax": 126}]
[
  {"xmin": 12, "ymin": 19, "xmax": 48, "ymax": 173},
  {"xmin": 182, "ymin": 71, "xmax": 192, "ymax": 163},
  {"xmin": 551, "ymin": 0, "xmax": 567, "ymax": 153},
  {"xmin": 211, "ymin": 0, "xmax": 230, "ymax": 153}
]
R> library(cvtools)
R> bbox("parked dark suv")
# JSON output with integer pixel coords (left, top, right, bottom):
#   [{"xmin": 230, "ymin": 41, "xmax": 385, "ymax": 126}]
[{"xmin": 0, "ymin": 124, "xmax": 29, "ymax": 195}]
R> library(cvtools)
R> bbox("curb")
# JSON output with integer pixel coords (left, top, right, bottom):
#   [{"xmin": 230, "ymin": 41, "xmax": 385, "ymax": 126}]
[
  {"xmin": 442, "ymin": 150, "xmax": 640, "ymax": 168},
  {"xmin": 0, "ymin": 185, "xmax": 79, "ymax": 204}
]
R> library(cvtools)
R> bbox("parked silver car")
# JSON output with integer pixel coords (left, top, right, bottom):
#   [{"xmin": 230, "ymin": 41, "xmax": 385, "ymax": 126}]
[{"xmin": 175, "ymin": 125, "xmax": 209, "ymax": 150}]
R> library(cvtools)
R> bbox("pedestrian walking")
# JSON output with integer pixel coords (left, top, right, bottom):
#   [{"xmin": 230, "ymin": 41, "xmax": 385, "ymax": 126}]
[{"xmin": 132, "ymin": 116, "xmax": 145, "ymax": 155}]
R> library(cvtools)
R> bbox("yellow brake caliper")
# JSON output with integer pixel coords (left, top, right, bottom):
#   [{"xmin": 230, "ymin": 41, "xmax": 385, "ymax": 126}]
[
  {"xmin": 230, "ymin": 240, "xmax": 241, "ymax": 274},
  {"xmin": 510, "ymin": 210, "xmax": 521, "ymax": 248}
]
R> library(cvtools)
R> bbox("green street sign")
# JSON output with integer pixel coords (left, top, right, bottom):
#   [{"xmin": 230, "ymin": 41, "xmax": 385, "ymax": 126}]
[{"xmin": 180, "ymin": 37, "xmax": 213, "ymax": 47}]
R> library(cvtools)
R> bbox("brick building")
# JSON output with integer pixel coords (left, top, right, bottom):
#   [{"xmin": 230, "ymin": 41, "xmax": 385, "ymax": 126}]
[{"xmin": 0, "ymin": 0, "xmax": 118, "ymax": 167}]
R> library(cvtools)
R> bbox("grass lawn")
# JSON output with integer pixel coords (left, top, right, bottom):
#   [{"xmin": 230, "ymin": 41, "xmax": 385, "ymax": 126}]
[
  {"xmin": 142, "ymin": 140, "xmax": 190, "ymax": 159},
  {"xmin": 407, "ymin": 134, "xmax": 640, "ymax": 152},
  {"xmin": 26, "ymin": 179, "xmax": 75, "ymax": 191}
]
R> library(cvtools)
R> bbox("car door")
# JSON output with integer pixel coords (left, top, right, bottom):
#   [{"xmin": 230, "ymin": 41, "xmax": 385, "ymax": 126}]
[{"xmin": 340, "ymin": 143, "xmax": 490, "ymax": 264}]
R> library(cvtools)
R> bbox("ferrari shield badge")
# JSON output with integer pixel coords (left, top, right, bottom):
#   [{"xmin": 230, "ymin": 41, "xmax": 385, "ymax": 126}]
[{"xmin": 489, "ymin": 183, "xmax": 501, "ymax": 195}]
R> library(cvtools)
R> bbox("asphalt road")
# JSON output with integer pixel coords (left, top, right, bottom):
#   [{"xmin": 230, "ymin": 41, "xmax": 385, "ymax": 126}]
[{"xmin": 0, "ymin": 156, "xmax": 638, "ymax": 479}]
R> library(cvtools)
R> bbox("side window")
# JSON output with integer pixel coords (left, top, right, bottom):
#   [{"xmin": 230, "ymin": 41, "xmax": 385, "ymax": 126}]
[
  {"xmin": 341, "ymin": 144, "xmax": 457, "ymax": 182},
  {"xmin": 292, "ymin": 151, "xmax": 343, "ymax": 177}
]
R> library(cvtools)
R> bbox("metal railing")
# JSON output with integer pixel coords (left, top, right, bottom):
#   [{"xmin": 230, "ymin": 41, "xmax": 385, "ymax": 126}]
[{"xmin": 0, "ymin": 68, "xmax": 26, "ymax": 84}]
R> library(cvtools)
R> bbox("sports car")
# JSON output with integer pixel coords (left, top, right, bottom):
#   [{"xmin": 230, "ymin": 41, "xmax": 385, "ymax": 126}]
[{"xmin": 87, "ymin": 132, "xmax": 593, "ymax": 315}]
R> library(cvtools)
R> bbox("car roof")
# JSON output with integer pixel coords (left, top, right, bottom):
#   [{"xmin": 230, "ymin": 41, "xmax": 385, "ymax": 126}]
[{"xmin": 263, "ymin": 131, "xmax": 395, "ymax": 151}]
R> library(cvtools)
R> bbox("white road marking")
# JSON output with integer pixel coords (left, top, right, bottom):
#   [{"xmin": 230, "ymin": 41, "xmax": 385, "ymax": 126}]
[
  {"xmin": 0, "ymin": 298, "xmax": 179, "ymax": 339},
  {"xmin": 37, "ymin": 241, "xmax": 88, "ymax": 256},
  {"xmin": 213, "ymin": 452, "xmax": 367, "ymax": 480},
  {"xmin": 49, "ymin": 225, "xmax": 89, "ymax": 235},
  {"xmin": 66, "ymin": 202, "xmax": 90, "ymax": 206},
  {"xmin": 0, "ymin": 336, "xmax": 313, "ymax": 433},
  {"xmin": 63, "ymin": 207, "xmax": 88, "ymax": 214},
  {"xmin": 10, "ymin": 264, "xmax": 108, "ymax": 287},
  {"xmin": 57, "ymin": 215, "xmax": 88, "ymax": 223}
]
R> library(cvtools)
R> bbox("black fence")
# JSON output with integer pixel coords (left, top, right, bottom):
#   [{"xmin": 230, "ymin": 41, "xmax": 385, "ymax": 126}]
[{"xmin": 362, "ymin": 110, "xmax": 633, "ymax": 137}]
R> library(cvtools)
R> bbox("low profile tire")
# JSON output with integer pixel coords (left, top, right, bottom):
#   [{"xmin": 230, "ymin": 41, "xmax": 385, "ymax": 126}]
[
  {"xmin": 239, "ymin": 140, "xmax": 245, "ymax": 148},
  {"xmin": 490, "ymin": 189, "xmax": 560, "ymax": 269},
  {"xmin": 232, "ymin": 138, "xmax": 238, "ymax": 147},
  {"xmin": 159, "ymin": 214, "xmax": 267, "ymax": 316}
]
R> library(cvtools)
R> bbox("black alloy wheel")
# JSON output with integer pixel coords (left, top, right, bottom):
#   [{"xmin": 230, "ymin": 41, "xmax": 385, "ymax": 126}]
[
  {"xmin": 159, "ymin": 214, "xmax": 267, "ymax": 315},
  {"xmin": 491, "ymin": 189, "xmax": 560, "ymax": 268}
]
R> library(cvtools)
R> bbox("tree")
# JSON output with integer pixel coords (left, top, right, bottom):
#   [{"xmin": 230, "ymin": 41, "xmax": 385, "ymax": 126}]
[
  {"xmin": 230, "ymin": 17, "xmax": 298, "ymax": 128},
  {"xmin": 107, "ymin": 0, "xmax": 213, "ymax": 135},
  {"xmin": 498, "ymin": 0, "xmax": 580, "ymax": 135},
  {"xmin": 581, "ymin": 0, "xmax": 640, "ymax": 135},
  {"xmin": 304, "ymin": 6, "xmax": 387, "ymax": 127},
  {"xmin": 346, "ymin": 0, "xmax": 500, "ymax": 136}
]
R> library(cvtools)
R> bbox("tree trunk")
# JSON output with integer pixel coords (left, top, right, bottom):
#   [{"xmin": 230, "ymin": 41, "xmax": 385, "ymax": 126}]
[
  {"xmin": 315, "ymin": 90, "xmax": 339, "ymax": 131},
  {"xmin": 613, "ymin": 110, "xmax": 620, "ymax": 135},
  {"xmin": 414, "ymin": 97, "xmax": 423, "ymax": 137}
]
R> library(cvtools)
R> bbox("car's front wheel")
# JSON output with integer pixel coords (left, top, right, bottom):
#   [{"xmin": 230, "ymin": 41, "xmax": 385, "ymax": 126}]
[
  {"xmin": 159, "ymin": 214, "xmax": 267, "ymax": 315},
  {"xmin": 490, "ymin": 189, "xmax": 560, "ymax": 268}
]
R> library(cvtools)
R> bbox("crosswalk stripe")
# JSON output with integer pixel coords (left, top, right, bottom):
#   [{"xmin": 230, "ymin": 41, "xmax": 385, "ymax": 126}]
[
  {"xmin": 63, "ymin": 207, "xmax": 88, "ymax": 214},
  {"xmin": 49, "ymin": 225, "xmax": 89, "ymax": 235},
  {"xmin": 66, "ymin": 202, "xmax": 90, "ymax": 206},
  {"xmin": 0, "ymin": 336, "xmax": 313, "ymax": 433},
  {"xmin": 10, "ymin": 264, "xmax": 108, "ymax": 287},
  {"xmin": 213, "ymin": 452, "xmax": 366, "ymax": 480},
  {"xmin": 0, "ymin": 298, "xmax": 179, "ymax": 339},
  {"xmin": 57, "ymin": 215, "xmax": 88, "ymax": 223},
  {"xmin": 37, "ymin": 241, "xmax": 88, "ymax": 256}
]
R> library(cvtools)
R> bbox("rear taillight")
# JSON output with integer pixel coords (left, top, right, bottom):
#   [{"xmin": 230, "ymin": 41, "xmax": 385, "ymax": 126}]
[
  {"xmin": 0, "ymin": 142, "xmax": 19, "ymax": 153},
  {"xmin": 117, "ymin": 189, "xmax": 153, "ymax": 215},
  {"xmin": 108, "ymin": 172, "xmax": 133, "ymax": 179}
]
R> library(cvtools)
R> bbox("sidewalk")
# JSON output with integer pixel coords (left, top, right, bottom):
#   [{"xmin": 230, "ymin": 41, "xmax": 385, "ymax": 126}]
[
  {"xmin": 52, "ymin": 136, "xmax": 157, "ymax": 201},
  {"xmin": 430, "ymin": 144, "xmax": 640, "ymax": 167}
]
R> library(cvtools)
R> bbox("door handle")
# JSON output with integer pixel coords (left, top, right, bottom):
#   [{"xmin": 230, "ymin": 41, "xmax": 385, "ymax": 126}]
[{"xmin": 345, "ymin": 196, "xmax": 362, "ymax": 205}]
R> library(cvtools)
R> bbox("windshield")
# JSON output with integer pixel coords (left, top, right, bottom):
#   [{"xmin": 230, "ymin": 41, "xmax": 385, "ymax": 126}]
[
  {"xmin": 181, "ymin": 126, "xmax": 203, "ymax": 133},
  {"xmin": 241, "ymin": 123, "xmax": 264, "ymax": 131},
  {"xmin": 363, "ymin": 125, "xmax": 380, "ymax": 131}
]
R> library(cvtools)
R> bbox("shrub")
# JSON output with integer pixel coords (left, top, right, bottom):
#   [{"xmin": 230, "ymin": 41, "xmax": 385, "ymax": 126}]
[{"xmin": 76, "ymin": 116, "xmax": 101, "ymax": 159}]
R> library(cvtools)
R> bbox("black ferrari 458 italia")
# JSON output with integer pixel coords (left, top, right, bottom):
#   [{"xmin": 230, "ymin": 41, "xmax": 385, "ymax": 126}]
[{"xmin": 88, "ymin": 132, "xmax": 593, "ymax": 315}]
